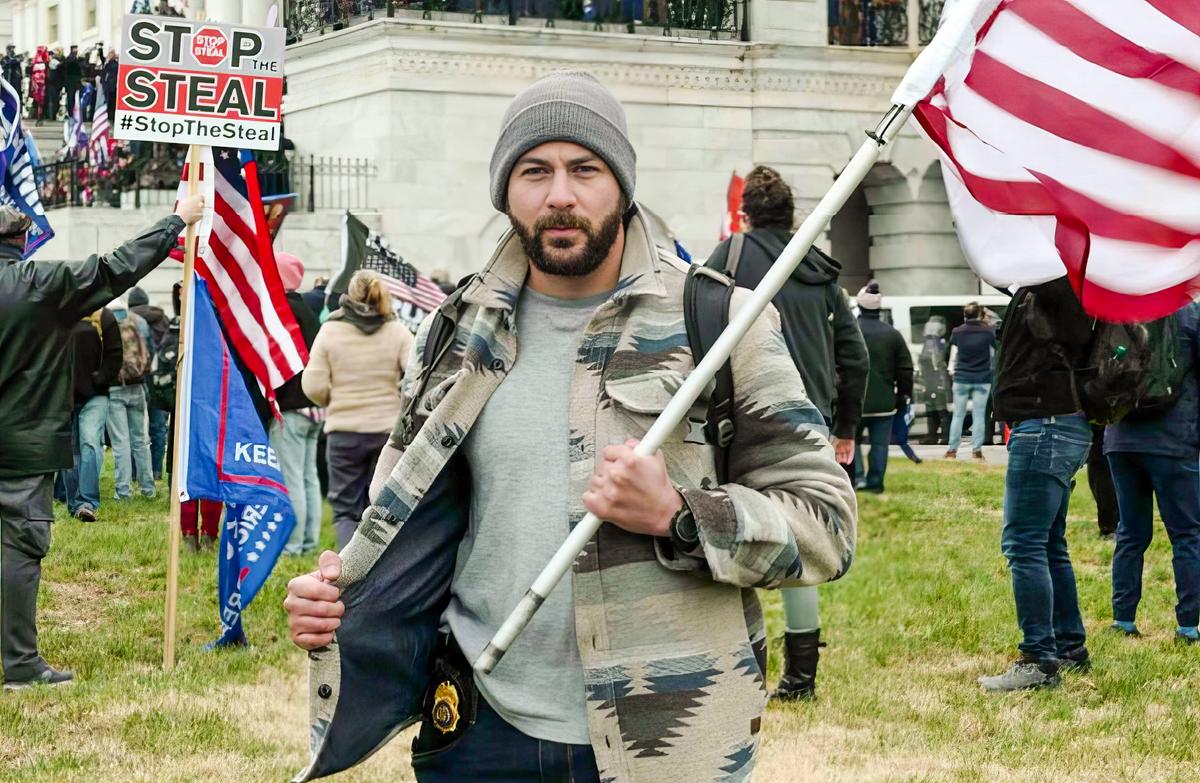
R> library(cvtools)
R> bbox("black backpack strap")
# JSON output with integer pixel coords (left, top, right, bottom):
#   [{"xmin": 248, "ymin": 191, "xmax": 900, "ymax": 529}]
[
  {"xmin": 684, "ymin": 265, "xmax": 736, "ymax": 484},
  {"xmin": 398, "ymin": 276, "xmax": 473, "ymax": 446}
]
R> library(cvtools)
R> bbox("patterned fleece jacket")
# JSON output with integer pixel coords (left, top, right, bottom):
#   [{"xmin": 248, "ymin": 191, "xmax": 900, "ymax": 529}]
[{"xmin": 294, "ymin": 207, "xmax": 857, "ymax": 783}]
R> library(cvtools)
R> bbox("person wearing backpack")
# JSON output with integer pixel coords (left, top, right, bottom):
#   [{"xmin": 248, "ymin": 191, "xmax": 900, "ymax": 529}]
[
  {"xmin": 283, "ymin": 73, "xmax": 856, "ymax": 783},
  {"xmin": 0, "ymin": 196, "xmax": 203, "ymax": 689},
  {"xmin": 1104, "ymin": 301, "xmax": 1200, "ymax": 644},
  {"xmin": 705, "ymin": 165, "xmax": 869, "ymax": 701},
  {"xmin": 105, "ymin": 294, "xmax": 157, "ymax": 500},
  {"xmin": 128, "ymin": 286, "xmax": 170, "ymax": 480},
  {"xmin": 981, "ymin": 275, "xmax": 1095, "ymax": 692}
]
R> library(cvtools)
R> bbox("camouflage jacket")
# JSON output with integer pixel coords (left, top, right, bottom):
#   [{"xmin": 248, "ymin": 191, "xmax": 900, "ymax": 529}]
[{"xmin": 296, "ymin": 209, "xmax": 857, "ymax": 783}]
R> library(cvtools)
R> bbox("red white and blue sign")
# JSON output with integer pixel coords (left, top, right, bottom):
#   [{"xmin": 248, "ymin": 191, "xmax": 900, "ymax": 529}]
[{"xmin": 178, "ymin": 275, "xmax": 295, "ymax": 647}]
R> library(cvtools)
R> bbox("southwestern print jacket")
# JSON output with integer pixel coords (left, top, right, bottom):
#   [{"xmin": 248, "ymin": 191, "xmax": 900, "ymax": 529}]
[{"xmin": 295, "ymin": 208, "xmax": 857, "ymax": 783}]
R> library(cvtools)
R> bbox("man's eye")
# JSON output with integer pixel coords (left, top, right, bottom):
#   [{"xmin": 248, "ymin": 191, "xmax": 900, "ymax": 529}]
[
  {"xmin": 575, "ymin": 165, "xmax": 599, "ymax": 174},
  {"xmin": 521, "ymin": 167, "xmax": 547, "ymax": 176}
]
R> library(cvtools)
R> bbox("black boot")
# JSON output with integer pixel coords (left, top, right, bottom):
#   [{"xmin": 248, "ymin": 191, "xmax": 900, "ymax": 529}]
[{"xmin": 770, "ymin": 629, "xmax": 825, "ymax": 701}]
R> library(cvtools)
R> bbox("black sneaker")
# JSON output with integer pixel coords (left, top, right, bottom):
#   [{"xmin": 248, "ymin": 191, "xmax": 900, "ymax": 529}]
[
  {"xmin": 1057, "ymin": 646, "xmax": 1091, "ymax": 672},
  {"xmin": 3, "ymin": 667, "xmax": 74, "ymax": 690},
  {"xmin": 979, "ymin": 659, "xmax": 1060, "ymax": 692}
]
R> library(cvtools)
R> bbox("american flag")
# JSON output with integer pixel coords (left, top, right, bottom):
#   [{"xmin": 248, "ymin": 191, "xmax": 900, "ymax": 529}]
[
  {"xmin": 911, "ymin": 0, "xmax": 1200, "ymax": 321},
  {"xmin": 174, "ymin": 147, "xmax": 308, "ymax": 407},
  {"xmin": 89, "ymin": 78, "xmax": 110, "ymax": 165},
  {"xmin": 363, "ymin": 234, "xmax": 447, "ymax": 313}
]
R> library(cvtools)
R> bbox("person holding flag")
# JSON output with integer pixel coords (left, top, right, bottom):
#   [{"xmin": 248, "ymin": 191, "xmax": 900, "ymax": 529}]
[
  {"xmin": 285, "ymin": 71, "xmax": 856, "ymax": 782},
  {"xmin": 0, "ymin": 74, "xmax": 53, "ymax": 255},
  {"xmin": 0, "ymin": 193, "xmax": 204, "ymax": 688}
]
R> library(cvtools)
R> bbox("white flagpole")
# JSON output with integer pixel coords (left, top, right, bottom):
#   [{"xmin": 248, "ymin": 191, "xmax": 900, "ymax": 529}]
[{"xmin": 474, "ymin": 0, "xmax": 995, "ymax": 676}]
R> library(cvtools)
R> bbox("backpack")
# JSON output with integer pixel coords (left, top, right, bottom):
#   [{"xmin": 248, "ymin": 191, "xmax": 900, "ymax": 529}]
[
  {"xmin": 1122, "ymin": 316, "xmax": 1190, "ymax": 421},
  {"xmin": 1079, "ymin": 316, "xmax": 1185, "ymax": 425},
  {"xmin": 404, "ymin": 268, "xmax": 738, "ymax": 482},
  {"xmin": 116, "ymin": 311, "xmax": 150, "ymax": 384},
  {"xmin": 147, "ymin": 321, "xmax": 180, "ymax": 412}
]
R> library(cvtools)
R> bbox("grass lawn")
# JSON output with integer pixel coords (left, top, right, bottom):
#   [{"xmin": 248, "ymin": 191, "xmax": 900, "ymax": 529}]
[{"xmin": 2, "ymin": 458, "xmax": 1198, "ymax": 782}]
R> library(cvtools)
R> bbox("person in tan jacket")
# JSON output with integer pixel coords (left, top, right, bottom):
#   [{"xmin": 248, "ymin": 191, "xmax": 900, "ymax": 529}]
[{"xmin": 302, "ymin": 270, "xmax": 414, "ymax": 549}]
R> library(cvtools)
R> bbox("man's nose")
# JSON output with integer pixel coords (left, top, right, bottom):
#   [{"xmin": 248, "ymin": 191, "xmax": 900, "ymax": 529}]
[{"xmin": 545, "ymin": 169, "xmax": 577, "ymax": 211}]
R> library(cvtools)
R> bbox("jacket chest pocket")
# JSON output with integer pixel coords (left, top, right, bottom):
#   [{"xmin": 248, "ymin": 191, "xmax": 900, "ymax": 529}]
[{"xmin": 603, "ymin": 370, "xmax": 715, "ymax": 472}]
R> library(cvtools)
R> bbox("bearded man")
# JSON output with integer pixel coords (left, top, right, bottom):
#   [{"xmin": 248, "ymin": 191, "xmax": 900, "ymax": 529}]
[{"xmin": 285, "ymin": 71, "xmax": 857, "ymax": 783}]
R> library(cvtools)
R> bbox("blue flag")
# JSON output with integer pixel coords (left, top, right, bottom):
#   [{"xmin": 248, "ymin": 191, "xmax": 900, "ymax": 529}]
[
  {"xmin": 178, "ymin": 277, "xmax": 296, "ymax": 647},
  {"xmin": 0, "ymin": 78, "xmax": 53, "ymax": 257}
]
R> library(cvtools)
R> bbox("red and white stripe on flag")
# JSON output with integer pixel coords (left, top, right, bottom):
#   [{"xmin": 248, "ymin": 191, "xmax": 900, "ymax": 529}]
[
  {"xmin": 913, "ymin": 0, "xmax": 1200, "ymax": 320},
  {"xmin": 379, "ymin": 272, "xmax": 446, "ymax": 313},
  {"xmin": 173, "ymin": 147, "xmax": 308, "ymax": 406}
]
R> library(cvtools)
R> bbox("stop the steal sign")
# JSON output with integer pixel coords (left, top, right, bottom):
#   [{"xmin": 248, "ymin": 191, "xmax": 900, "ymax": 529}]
[{"xmin": 114, "ymin": 15, "xmax": 285, "ymax": 151}]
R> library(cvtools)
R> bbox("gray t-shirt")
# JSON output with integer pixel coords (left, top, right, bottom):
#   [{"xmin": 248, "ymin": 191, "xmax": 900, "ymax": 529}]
[{"xmin": 446, "ymin": 286, "xmax": 607, "ymax": 744}]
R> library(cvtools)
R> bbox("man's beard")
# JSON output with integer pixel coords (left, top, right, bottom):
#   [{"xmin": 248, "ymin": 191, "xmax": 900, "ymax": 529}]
[{"xmin": 510, "ymin": 203, "xmax": 624, "ymax": 278}]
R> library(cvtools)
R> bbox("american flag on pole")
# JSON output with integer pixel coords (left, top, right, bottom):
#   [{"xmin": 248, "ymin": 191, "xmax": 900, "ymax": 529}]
[
  {"xmin": 89, "ymin": 78, "xmax": 110, "ymax": 165},
  {"xmin": 174, "ymin": 147, "xmax": 308, "ymax": 409},
  {"xmin": 333, "ymin": 210, "xmax": 446, "ymax": 331},
  {"xmin": 908, "ymin": 0, "xmax": 1200, "ymax": 321}
]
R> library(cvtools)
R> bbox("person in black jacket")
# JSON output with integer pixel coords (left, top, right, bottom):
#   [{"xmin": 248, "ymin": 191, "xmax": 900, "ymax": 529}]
[
  {"xmin": 58, "ymin": 308, "xmax": 122, "ymax": 522},
  {"xmin": 100, "ymin": 50, "xmax": 119, "ymax": 119},
  {"xmin": 0, "ymin": 194, "xmax": 203, "ymax": 688},
  {"xmin": 854, "ymin": 282, "xmax": 913, "ymax": 493},
  {"xmin": 706, "ymin": 165, "xmax": 869, "ymax": 702},
  {"xmin": 62, "ymin": 46, "xmax": 82, "ymax": 118},
  {"xmin": 128, "ymin": 286, "xmax": 169, "ymax": 479},
  {"xmin": 272, "ymin": 251, "xmax": 325, "ymax": 556},
  {"xmin": 1, "ymin": 47, "xmax": 22, "ymax": 108},
  {"xmin": 979, "ymin": 276, "xmax": 1094, "ymax": 692}
]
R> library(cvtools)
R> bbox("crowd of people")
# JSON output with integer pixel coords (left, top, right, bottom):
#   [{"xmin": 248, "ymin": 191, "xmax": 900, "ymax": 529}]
[
  {"xmin": 2, "ymin": 43, "xmax": 118, "ymax": 126},
  {"xmin": 1, "ymin": 68, "xmax": 1197, "ymax": 782}
]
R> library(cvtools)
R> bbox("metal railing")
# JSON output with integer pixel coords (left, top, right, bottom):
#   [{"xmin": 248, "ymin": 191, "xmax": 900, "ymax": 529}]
[
  {"xmin": 828, "ymin": 0, "xmax": 944, "ymax": 47},
  {"xmin": 33, "ymin": 154, "xmax": 376, "ymax": 213},
  {"xmin": 286, "ymin": 0, "xmax": 748, "ymax": 41}
]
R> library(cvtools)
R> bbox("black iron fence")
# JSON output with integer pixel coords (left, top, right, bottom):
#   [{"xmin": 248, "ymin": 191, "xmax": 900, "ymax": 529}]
[
  {"xmin": 828, "ymin": 0, "xmax": 944, "ymax": 46},
  {"xmin": 33, "ymin": 154, "xmax": 376, "ymax": 213},
  {"xmin": 287, "ymin": 0, "xmax": 747, "ymax": 40}
]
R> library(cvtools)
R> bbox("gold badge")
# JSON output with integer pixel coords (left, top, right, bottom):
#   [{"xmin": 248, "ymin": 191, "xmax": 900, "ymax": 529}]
[{"xmin": 431, "ymin": 681, "xmax": 461, "ymax": 734}]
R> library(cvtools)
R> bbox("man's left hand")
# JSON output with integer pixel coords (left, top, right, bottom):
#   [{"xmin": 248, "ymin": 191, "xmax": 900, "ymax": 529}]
[
  {"xmin": 583, "ymin": 439, "xmax": 683, "ymax": 537},
  {"xmin": 832, "ymin": 436, "xmax": 855, "ymax": 465}
]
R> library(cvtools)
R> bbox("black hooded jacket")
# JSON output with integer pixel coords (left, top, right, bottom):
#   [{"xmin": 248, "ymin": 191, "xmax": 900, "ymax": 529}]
[{"xmin": 707, "ymin": 227, "xmax": 869, "ymax": 439}]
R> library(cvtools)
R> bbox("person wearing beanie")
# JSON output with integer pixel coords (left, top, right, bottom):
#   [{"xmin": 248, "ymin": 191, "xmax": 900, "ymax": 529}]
[
  {"xmin": 855, "ymin": 281, "xmax": 913, "ymax": 493},
  {"xmin": 286, "ymin": 71, "xmax": 857, "ymax": 783},
  {"xmin": 0, "ymin": 194, "xmax": 204, "ymax": 689},
  {"xmin": 704, "ymin": 164, "xmax": 870, "ymax": 703},
  {"xmin": 267, "ymin": 251, "xmax": 324, "ymax": 556}
]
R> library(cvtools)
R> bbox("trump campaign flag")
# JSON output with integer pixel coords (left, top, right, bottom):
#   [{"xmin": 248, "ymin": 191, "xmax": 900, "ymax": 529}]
[
  {"xmin": 908, "ymin": 0, "xmax": 1200, "ymax": 320},
  {"xmin": 177, "ymin": 275, "xmax": 295, "ymax": 647},
  {"xmin": 0, "ymin": 77, "xmax": 53, "ymax": 256}
]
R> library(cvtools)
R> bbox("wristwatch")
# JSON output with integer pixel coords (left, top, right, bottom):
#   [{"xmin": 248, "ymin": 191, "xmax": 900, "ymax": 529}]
[{"xmin": 669, "ymin": 501, "xmax": 701, "ymax": 556}]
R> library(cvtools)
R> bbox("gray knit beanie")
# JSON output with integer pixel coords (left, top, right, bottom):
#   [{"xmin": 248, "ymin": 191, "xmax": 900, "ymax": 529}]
[{"xmin": 489, "ymin": 71, "xmax": 636, "ymax": 212}]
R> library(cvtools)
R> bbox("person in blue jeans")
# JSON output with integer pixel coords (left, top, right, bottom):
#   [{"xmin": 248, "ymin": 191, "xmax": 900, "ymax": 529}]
[
  {"xmin": 1104, "ymin": 301, "xmax": 1200, "ymax": 644},
  {"xmin": 945, "ymin": 302, "xmax": 996, "ymax": 460},
  {"xmin": 59, "ymin": 308, "xmax": 121, "ymax": 521},
  {"xmin": 981, "ymin": 277, "xmax": 1095, "ymax": 691},
  {"xmin": 854, "ymin": 282, "xmax": 913, "ymax": 493}
]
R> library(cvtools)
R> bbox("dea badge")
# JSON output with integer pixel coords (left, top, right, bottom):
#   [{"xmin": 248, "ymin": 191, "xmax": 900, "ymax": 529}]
[{"xmin": 432, "ymin": 681, "xmax": 461, "ymax": 734}]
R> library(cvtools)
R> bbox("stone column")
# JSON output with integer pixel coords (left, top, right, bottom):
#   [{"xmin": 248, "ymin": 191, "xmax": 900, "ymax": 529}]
[
  {"xmin": 203, "ymin": 0, "xmax": 243, "ymax": 24},
  {"xmin": 863, "ymin": 163, "xmax": 975, "ymax": 296},
  {"xmin": 749, "ymin": 0, "xmax": 827, "ymax": 45},
  {"xmin": 242, "ymin": 0, "xmax": 277, "ymax": 27}
]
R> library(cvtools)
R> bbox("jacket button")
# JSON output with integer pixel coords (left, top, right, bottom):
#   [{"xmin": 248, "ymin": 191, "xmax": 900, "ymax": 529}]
[
  {"xmin": 441, "ymin": 435, "xmax": 457, "ymax": 448},
  {"xmin": 317, "ymin": 684, "xmax": 332, "ymax": 699}
]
